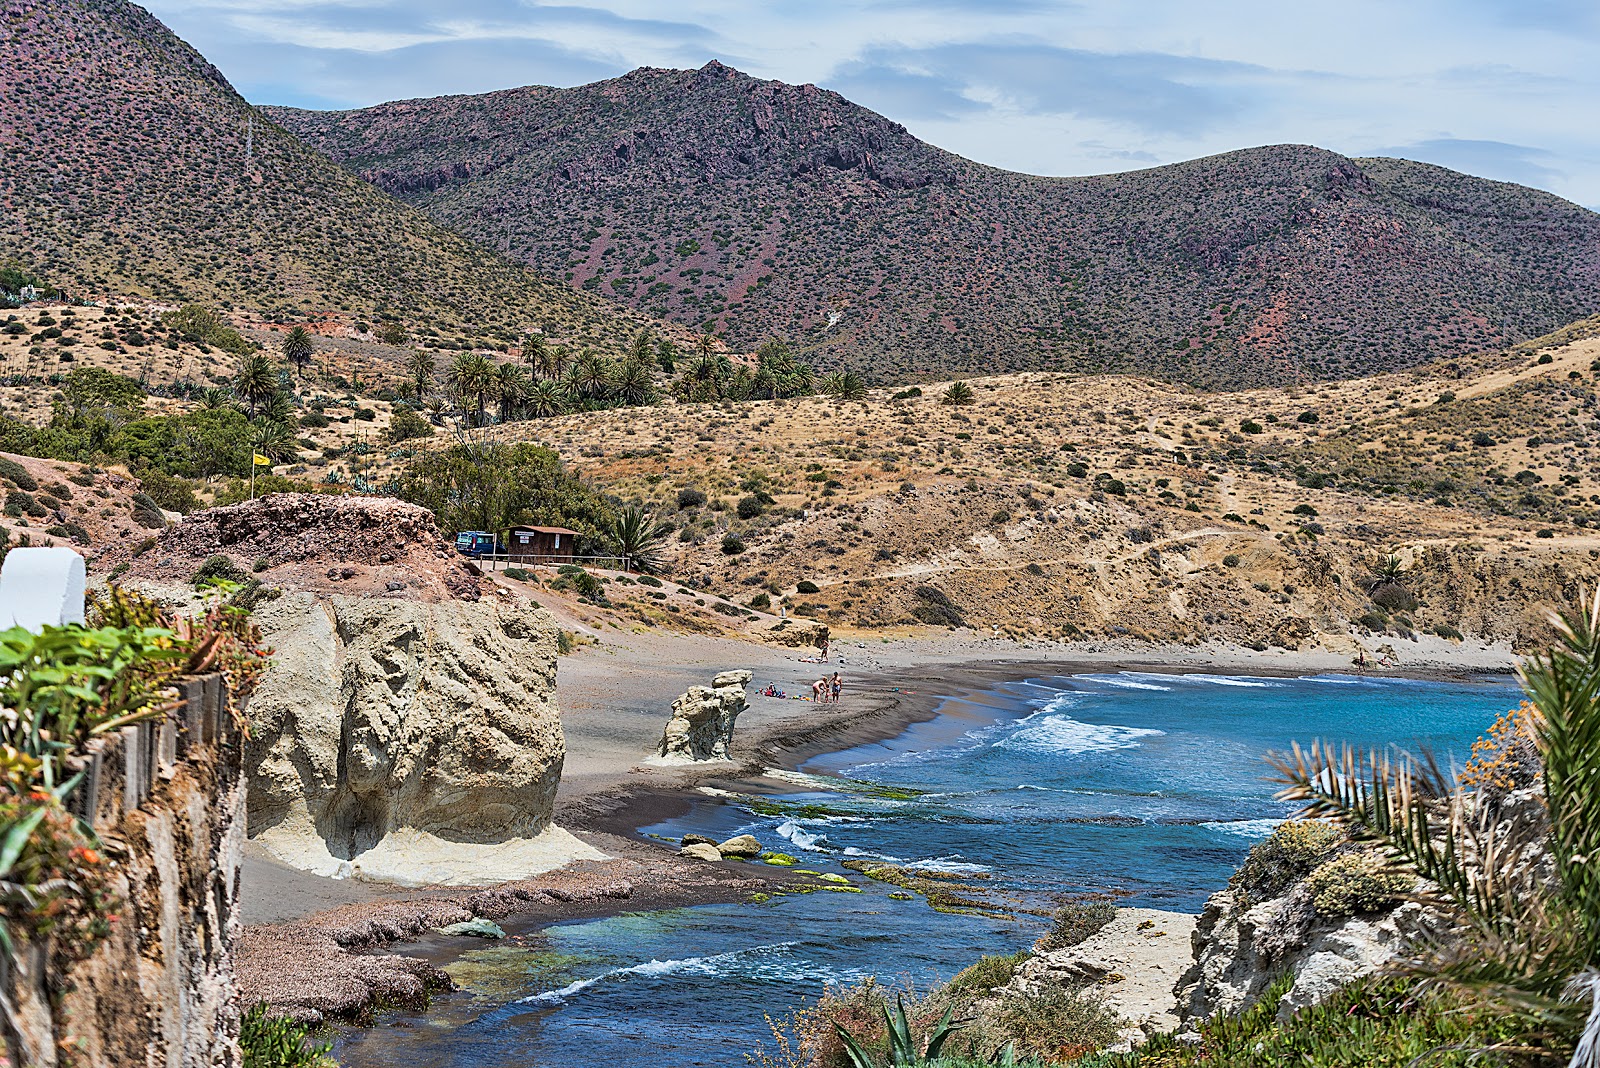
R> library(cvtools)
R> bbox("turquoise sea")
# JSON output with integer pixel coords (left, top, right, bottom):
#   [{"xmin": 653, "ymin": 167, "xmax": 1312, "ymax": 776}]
[{"xmin": 334, "ymin": 670, "xmax": 1518, "ymax": 1068}]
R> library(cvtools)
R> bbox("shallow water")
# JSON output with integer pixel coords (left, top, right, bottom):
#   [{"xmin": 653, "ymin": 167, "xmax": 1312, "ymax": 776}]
[{"xmin": 333, "ymin": 671, "xmax": 1517, "ymax": 1068}]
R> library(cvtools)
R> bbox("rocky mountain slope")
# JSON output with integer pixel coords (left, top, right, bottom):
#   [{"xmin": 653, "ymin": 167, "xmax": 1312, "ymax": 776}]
[
  {"xmin": 0, "ymin": 0, "xmax": 645, "ymax": 347},
  {"xmin": 270, "ymin": 62, "xmax": 1600, "ymax": 386}
]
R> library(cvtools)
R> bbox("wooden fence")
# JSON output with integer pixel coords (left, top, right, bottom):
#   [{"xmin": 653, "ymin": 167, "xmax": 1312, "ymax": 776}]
[{"xmin": 65, "ymin": 673, "xmax": 233, "ymax": 832}]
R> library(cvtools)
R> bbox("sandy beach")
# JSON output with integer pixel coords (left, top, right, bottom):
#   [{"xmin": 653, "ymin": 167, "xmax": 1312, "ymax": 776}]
[{"xmin": 233, "ymin": 622, "xmax": 1519, "ymax": 1025}]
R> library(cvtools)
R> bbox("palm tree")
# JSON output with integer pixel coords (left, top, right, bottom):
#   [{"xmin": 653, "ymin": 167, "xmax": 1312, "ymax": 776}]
[
  {"xmin": 233, "ymin": 353, "xmax": 279, "ymax": 418},
  {"xmin": 628, "ymin": 328, "xmax": 655, "ymax": 365},
  {"xmin": 448, "ymin": 352, "xmax": 496, "ymax": 426},
  {"xmin": 494, "ymin": 363, "xmax": 530, "ymax": 423},
  {"xmin": 822, "ymin": 370, "xmax": 866, "ymax": 402},
  {"xmin": 525, "ymin": 379, "xmax": 567, "ymax": 418},
  {"xmin": 695, "ymin": 331, "xmax": 717, "ymax": 359},
  {"xmin": 523, "ymin": 334, "xmax": 548, "ymax": 376},
  {"xmin": 941, "ymin": 381, "xmax": 976, "ymax": 406},
  {"xmin": 260, "ymin": 389, "xmax": 295, "ymax": 427},
  {"xmin": 549, "ymin": 344, "xmax": 571, "ymax": 380},
  {"xmin": 752, "ymin": 365, "xmax": 779, "ymax": 400},
  {"xmin": 281, "ymin": 326, "xmax": 314, "ymax": 385},
  {"xmin": 1275, "ymin": 586, "xmax": 1600, "ymax": 1058},
  {"xmin": 608, "ymin": 505, "xmax": 672, "ymax": 574},
  {"xmin": 250, "ymin": 417, "xmax": 298, "ymax": 463},
  {"xmin": 613, "ymin": 358, "xmax": 655, "ymax": 407},
  {"xmin": 574, "ymin": 350, "xmax": 612, "ymax": 401},
  {"xmin": 200, "ymin": 387, "xmax": 231, "ymax": 410},
  {"xmin": 688, "ymin": 352, "xmax": 722, "ymax": 401},
  {"xmin": 405, "ymin": 350, "xmax": 434, "ymax": 405},
  {"xmin": 726, "ymin": 365, "xmax": 754, "ymax": 401}
]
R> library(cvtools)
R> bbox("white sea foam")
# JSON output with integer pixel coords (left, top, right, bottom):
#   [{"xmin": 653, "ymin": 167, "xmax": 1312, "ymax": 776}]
[
  {"xmin": 1178, "ymin": 674, "xmax": 1279, "ymax": 688},
  {"xmin": 842, "ymin": 846, "xmax": 902, "ymax": 861},
  {"xmin": 517, "ymin": 941, "xmax": 801, "ymax": 1005},
  {"xmin": 999, "ymin": 714, "xmax": 1164, "ymax": 755},
  {"xmin": 763, "ymin": 767, "xmax": 847, "ymax": 790},
  {"xmin": 905, "ymin": 857, "xmax": 993, "ymax": 875},
  {"xmin": 776, "ymin": 819, "xmax": 829, "ymax": 851},
  {"xmin": 1074, "ymin": 673, "xmax": 1173, "ymax": 692},
  {"xmin": 1305, "ymin": 674, "xmax": 1380, "ymax": 687},
  {"xmin": 1200, "ymin": 818, "xmax": 1283, "ymax": 839}
]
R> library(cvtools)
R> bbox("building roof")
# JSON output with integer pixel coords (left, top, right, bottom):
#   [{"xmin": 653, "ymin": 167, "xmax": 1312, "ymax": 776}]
[{"xmin": 508, "ymin": 525, "xmax": 580, "ymax": 536}]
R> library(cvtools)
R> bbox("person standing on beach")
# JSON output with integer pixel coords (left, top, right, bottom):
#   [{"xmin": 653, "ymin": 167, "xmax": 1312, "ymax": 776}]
[
  {"xmin": 830, "ymin": 672, "xmax": 842, "ymax": 704},
  {"xmin": 812, "ymin": 678, "xmax": 826, "ymax": 703}
]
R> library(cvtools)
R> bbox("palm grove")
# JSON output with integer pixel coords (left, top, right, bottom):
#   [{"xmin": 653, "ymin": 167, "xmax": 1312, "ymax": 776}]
[{"xmin": 0, "ymin": 305, "xmax": 873, "ymax": 568}]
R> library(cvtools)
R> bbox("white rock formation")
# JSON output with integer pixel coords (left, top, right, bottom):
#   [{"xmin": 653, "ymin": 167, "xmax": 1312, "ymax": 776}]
[
  {"xmin": 655, "ymin": 670, "xmax": 752, "ymax": 762},
  {"xmin": 245, "ymin": 592, "xmax": 602, "ymax": 885},
  {"xmin": 1003, "ymin": 908, "xmax": 1197, "ymax": 1050},
  {"xmin": 1174, "ymin": 882, "xmax": 1443, "ymax": 1023}
]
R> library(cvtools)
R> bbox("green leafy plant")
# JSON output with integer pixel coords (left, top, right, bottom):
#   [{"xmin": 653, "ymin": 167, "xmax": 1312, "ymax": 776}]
[
  {"xmin": 240, "ymin": 1003, "xmax": 336, "ymax": 1067},
  {"xmin": 1272, "ymin": 586, "xmax": 1600, "ymax": 1061},
  {"xmin": 835, "ymin": 994, "xmax": 965, "ymax": 1068}
]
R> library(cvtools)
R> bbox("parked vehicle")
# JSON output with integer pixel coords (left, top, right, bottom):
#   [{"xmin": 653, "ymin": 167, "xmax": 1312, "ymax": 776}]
[{"xmin": 454, "ymin": 531, "xmax": 499, "ymax": 558}]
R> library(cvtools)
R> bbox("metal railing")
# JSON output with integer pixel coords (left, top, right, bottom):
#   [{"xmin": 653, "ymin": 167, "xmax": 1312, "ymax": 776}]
[{"xmin": 470, "ymin": 552, "xmax": 636, "ymax": 573}]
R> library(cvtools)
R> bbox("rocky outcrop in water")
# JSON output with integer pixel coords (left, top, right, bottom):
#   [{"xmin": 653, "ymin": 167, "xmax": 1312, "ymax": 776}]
[
  {"xmin": 656, "ymin": 670, "xmax": 751, "ymax": 762},
  {"xmin": 246, "ymin": 592, "xmax": 601, "ymax": 884}
]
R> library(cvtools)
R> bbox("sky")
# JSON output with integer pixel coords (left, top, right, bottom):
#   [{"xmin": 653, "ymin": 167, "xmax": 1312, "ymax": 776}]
[{"xmin": 141, "ymin": 0, "xmax": 1600, "ymax": 208}]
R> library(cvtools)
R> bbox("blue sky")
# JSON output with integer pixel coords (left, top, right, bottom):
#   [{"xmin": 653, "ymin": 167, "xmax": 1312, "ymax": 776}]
[{"xmin": 143, "ymin": 0, "xmax": 1600, "ymax": 207}]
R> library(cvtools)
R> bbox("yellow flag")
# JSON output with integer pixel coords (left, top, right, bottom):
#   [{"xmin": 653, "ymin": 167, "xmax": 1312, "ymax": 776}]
[{"xmin": 253, "ymin": 453, "xmax": 271, "ymax": 466}]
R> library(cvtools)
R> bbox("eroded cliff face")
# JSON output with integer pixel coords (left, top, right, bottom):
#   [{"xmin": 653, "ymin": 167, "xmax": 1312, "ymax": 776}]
[
  {"xmin": 1173, "ymin": 884, "xmax": 1443, "ymax": 1024},
  {"xmin": 246, "ymin": 593, "xmax": 601, "ymax": 885}
]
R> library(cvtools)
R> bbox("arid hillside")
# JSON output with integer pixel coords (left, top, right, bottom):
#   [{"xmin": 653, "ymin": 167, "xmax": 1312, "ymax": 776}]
[
  {"xmin": 482, "ymin": 319, "xmax": 1600, "ymax": 654},
  {"xmin": 0, "ymin": 0, "xmax": 647, "ymax": 349},
  {"xmin": 271, "ymin": 62, "xmax": 1600, "ymax": 386}
]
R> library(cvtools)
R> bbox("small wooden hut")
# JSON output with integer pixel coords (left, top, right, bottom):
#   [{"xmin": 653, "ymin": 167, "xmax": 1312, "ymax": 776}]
[{"xmin": 505, "ymin": 525, "xmax": 579, "ymax": 565}]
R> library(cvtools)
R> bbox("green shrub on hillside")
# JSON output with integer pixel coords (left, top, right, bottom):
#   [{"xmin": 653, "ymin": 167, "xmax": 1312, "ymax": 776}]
[
  {"xmin": 1304, "ymin": 853, "xmax": 1409, "ymax": 917},
  {"xmin": 1036, "ymin": 902, "xmax": 1116, "ymax": 952},
  {"xmin": 1229, "ymin": 821, "xmax": 1341, "ymax": 908},
  {"xmin": 1101, "ymin": 975, "xmax": 1528, "ymax": 1068}
]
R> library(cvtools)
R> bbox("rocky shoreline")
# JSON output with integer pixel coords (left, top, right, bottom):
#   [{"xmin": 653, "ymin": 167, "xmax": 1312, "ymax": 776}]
[{"xmin": 233, "ymin": 641, "xmax": 1515, "ymax": 1037}]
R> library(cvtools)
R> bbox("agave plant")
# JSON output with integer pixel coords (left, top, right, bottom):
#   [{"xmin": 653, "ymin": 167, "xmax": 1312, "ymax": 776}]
[
  {"xmin": 1273, "ymin": 586, "xmax": 1600, "ymax": 1063},
  {"xmin": 834, "ymin": 994, "xmax": 965, "ymax": 1068}
]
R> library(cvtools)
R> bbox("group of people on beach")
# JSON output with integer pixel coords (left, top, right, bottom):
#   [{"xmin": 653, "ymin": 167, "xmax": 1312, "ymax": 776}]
[{"xmin": 812, "ymin": 672, "xmax": 842, "ymax": 704}]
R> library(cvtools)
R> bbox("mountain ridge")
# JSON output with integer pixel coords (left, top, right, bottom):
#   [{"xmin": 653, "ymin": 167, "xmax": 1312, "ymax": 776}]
[
  {"xmin": 0, "ymin": 0, "xmax": 646, "ymax": 346},
  {"xmin": 269, "ymin": 61, "xmax": 1600, "ymax": 385}
]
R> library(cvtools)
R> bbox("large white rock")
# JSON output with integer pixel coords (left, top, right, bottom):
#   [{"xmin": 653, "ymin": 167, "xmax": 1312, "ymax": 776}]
[
  {"xmin": 245, "ymin": 592, "xmax": 602, "ymax": 885},
  {"xmin": 654, "ymin": 670, "xmax": 752, "ymax": 762},
  {"xmin": 0, "ymin": 546, "xmax": 86, "ymax": 631}
]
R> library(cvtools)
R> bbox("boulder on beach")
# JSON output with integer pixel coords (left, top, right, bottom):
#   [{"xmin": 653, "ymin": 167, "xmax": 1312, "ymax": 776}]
[
  {"xmin": 656, "ymin": 670, "xmax": 752, "ymax": 762},
  {"xmin": 761, "ymin": 618, "xmax": 829, "ymax": 649},
  {"xmin": 680, "ymin": 833, "xmax": 719, "ymax": 847},
  {"xmin": 245, "ymin": 589, "xmax": 603, "ymax": 885},
  {"xmin": 437, "ymin": 918, "xmax": 507, "ymax": 939},
  {"xmin": 678, "ymin": 843, "xmax": 724, "ymax": 862},
  {"xmin": 716, "ymin": 834, "xmax": 762, "ymax": 858}
]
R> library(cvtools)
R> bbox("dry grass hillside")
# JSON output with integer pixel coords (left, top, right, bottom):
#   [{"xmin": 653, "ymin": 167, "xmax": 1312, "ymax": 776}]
[
  {"xmin": 481, "ymin": 324, "xmax": 1600, "ymax": 653},
  {"xmin": 9, "ymin": 293, "xmax": 1600, "ymax": 656}
]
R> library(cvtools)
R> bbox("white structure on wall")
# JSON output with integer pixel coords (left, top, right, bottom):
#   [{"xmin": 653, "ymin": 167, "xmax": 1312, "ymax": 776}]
[{"xmin": 0, "ymin": 546, "xmax": 87, "ymax": 631}]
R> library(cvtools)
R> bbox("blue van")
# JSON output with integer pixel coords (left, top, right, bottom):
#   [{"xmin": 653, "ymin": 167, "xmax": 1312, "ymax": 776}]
[{"xmin": 454, "ymin": 531, "xmax": 499, "ymax": 558}]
